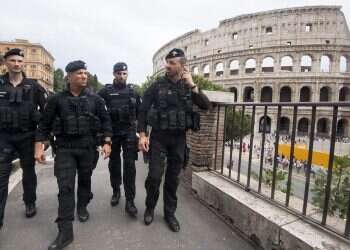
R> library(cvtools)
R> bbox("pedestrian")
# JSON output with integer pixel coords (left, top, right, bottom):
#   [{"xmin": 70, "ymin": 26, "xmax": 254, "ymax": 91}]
[
  {"xmin": 98, "ymin": 62, "xmax": 141, "ymax": 217},
  {"xmin": 0, "ymin": 48, "xmax": 47, "ymax": 229},
  {"xmin": 34, "ymin": 60, "xmax": 113, "ymax": 249},
  {"xmin": 138, "ymin": 48, "xmax": 210, "ymax": 232}
]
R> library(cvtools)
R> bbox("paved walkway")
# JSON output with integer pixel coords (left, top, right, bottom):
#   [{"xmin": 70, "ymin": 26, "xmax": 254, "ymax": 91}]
[{"xmin": 0, "ymin": 155, "xmax": 255, "ymax": 250}]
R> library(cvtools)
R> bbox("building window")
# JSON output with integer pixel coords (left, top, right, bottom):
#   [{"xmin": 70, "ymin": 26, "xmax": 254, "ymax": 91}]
[
  {"xmin": 204, "ymin": 39, "xmax": 209, "ymax": 46},
  {"xmin": 192, "ymin": 66, "xmax": 199, "ymax": 75},
  {"xmin": 305, "ymin": 23, "xmax": 312, "ymax": 32},
  {"xmin": 301, "ymin": 55, "xmax": 312, "ymax": 72},
  {"xmin": 262, "ymin": 57, "xmax": 274, "ymax": 72},
  {"xmin": 281, "ymin": 56, "xmax": 294, "ymax": 72},
  {"xmin": 184, "ymin": 46, "xmax": 188, "ymax": 52},
  {"xmin": 229, "ymin": 60, "xmax": 239, "ymax": 75},
  {"xmin": 31, "ymin": 49, "xmax": 37, "ymax": 53},
  {"xmin": 266, "ymin": 26, "xmax": 272, "ymax": 34},
  {"xmin": 232, "ymin": 32, "xmax": 238, "ymax": 40},
  {"xmin": 245, "ymin": 58, "xmax": 256, "ymax": 73},
  {"xmin": 203, "ymin": 64, "xmax": 210, "ymax": 78},
  {"xmin": 325, "ymin": 40, "xmax": 330, "ymax": 44},
  {"xmin": 287, "ymin": 41, "xmax": 292, "ymax": 46},
  {"xmin": 249, "ymin": 45, "xmax": 254, "ymax": 49},
  {"xmin": 320, "ymin": 55, "xmax": 331, "ymax": 72},
  {"xmin": 215, "ymin": 62, "xmax": 224, "ymax": 77}
]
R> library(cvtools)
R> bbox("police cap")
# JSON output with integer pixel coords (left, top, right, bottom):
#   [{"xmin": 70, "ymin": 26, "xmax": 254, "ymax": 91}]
[
  {"xmin": 113, "ymin": 62, "xmax": 128, "ymax": 72},
  {"xmin": 65, "ymin": 60, "xmax": 87, "ymax": 73},
  {"xmin": 4, "ymin": 48, "xmax": 25, "ymax": 59},
  {"xmin": 165, "ymin": 48, "xmax": 185, "ymax": 60}
]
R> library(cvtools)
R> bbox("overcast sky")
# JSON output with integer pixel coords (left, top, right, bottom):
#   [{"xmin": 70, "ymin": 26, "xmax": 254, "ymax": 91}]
[{"xmin": 1, "ymin": 0, "xmax": 349, "ymax": 85}]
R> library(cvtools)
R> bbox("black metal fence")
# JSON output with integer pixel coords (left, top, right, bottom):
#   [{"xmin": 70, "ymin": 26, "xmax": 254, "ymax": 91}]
[{"xmin": 212, "ymin": 101, "xmax": 350, "ymax": 239}]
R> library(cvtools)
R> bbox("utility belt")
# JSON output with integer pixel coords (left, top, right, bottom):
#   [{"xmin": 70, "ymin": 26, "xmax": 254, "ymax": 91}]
[
  {"xmin": 52, "ymin": 115, "xmax": 101, "ymax": 136},
  {"xmin": 110, "ymin": 105, "xmax": 135, "ymax": 124},
  {"xmin": 147, "ymin": 108, "xmax": 200, "ymax": 131},
  {"xmin": 55, "ymin": 136, "xmax": 96, "ymax": 148},
  {"xmin": 0, "ymin": 106, "xmax": 40, "ymax": 132}
]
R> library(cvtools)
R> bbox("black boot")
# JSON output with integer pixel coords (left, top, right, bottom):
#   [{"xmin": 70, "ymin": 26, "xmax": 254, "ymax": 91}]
[
  {"xmin": 110, "ymin": 189, "xmax": 120, "ymax": 207},
  {"xmin": 144, "ymin": 208, "xmax": 154, "ymax": 225},
  {"xmin": 48, "ymin": 229, "xmax": 73, "ymax": 250},
  {"xmin": 25, "ymin": 203, "xmax": 37, "ymax": 218},
  {"xmin": 164, "ymin": 214, "xmax": 180, "ymax": 232},
  {"xmin": 77, "ymin": 205, "xmax": 89, "ymax": 222},
  {"xmin": 125, "ymin": 200, "xmax": 138, "ymax": 217}
]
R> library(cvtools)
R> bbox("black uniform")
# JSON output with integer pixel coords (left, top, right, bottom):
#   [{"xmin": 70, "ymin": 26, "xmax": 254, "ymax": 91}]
[
  {"xmin": 98, "ymin": 81, "xmax": 141, "ymax": 201},
  {"xmin": 35, "ymin": 87, "xmax": 112, "ymax": 231},
  {"xmin": 0, "ymin": 73, "xmax": 47, "ymax": 226},
  {"xmin": 138, "ymin": 75, "xmax": 210, "ymax": 216}
]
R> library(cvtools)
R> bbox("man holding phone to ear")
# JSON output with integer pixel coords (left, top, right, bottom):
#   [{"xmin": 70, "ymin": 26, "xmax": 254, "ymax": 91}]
[{"xmin": 138, "ymin": 48, "xmax": 210, "ymax": 232}]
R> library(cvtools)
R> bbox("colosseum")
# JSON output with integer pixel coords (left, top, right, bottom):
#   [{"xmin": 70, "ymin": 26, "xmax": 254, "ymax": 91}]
[{"xmin": 153, "ymin": 5, "xmax": 350, "ymax": 138}]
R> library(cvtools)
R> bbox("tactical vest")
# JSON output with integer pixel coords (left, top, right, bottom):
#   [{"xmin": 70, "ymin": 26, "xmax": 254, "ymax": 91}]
[
  {"xmin": 104, "ymin": 84, "xmax": 137, "ymax": 125},
  {"xmin": 52, "ymin": 94, "xmax": 101, "ymax": 137},
  {"xmin": 0, "ymin": 77, "xmax": 40, "ymax": 132},
  {"xmin": 147, "ymin": 80, "xmax": 200, "ymax": 131}
]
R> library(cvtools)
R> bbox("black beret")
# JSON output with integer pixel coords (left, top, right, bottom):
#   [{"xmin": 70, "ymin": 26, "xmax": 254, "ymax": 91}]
[
  {"xmin": 113, "ymin": 62, "xmax": 128, "ymax": 72},
  {"xmin": 165, "ymin": 48, "xmax": 185, "ymax": 60},
  {"xmin": 4, "ymin": 48, "xmax": 24, "ymax": 59},
  {"xmin": 65, "ymin": 60, "xmax": 87, "ymax": 73}
]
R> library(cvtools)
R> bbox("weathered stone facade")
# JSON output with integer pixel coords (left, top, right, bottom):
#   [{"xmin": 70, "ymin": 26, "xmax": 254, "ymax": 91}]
[{"xmin": 153, "ymin": 6, "xmax": 350, "ymax": 137}]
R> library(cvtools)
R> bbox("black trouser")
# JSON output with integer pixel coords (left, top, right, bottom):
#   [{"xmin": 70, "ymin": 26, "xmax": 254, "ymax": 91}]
[
  {"xmin": 54, "ymin": 147, "xmax": 94, "ymax": 231},
  {"xmin": 145, "ymin": 132, "xmax": 185, "ymax": 216},
  {"xmin": 108, "ymin": 132, "xmax": 137, "ymax": 201},
  {"xmin": 0, "ymin": 131, "xmax": 37, "ymax": 224}
]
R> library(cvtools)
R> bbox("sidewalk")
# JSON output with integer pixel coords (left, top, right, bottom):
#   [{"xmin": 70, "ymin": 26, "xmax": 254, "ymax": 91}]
[{"xmin": 0, "ymin": 155, "xmax": 255, "ymax": 250}]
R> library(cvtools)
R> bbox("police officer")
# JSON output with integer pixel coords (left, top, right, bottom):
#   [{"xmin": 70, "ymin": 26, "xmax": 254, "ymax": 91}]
[
  {"xmin": 98, "ymin": 62, "xmax": 141, "ymax": 217},
  {"xmin": 138, "ymin": 48, "xmax": 210, "ymax": 232},
  {"xmin": 0, "ymin": 48, "xmax": 47, "ymax": 229},
  {"xmin": 34, "ymin": 60, "xmax": 112, "ymax": 249}
]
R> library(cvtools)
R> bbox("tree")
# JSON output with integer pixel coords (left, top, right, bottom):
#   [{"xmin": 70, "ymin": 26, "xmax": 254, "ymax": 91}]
[
  {"xmin": 87, "ymin": 73, "xmax": 103, "ymax": 92},
  {"xmin": 311, "ymin": 155, "xmax": 350, "ymax": 218},
  {"xmin": 224, "ymin": 109, "xmax": 252, "ymax": 142},
  {"xmin": 53, "ymin": 68, "xmax": 65, "ymax": 92}
]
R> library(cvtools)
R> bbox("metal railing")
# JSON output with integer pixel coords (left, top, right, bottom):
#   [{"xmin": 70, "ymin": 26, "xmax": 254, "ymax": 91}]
[{"xmin": 212, "ymin": 101, "xmax": 350, "ymax": 239}]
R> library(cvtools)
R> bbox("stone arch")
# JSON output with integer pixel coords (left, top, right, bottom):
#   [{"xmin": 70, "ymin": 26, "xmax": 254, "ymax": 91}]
[
  {"xmin": 301, "ymin": 55, "xmax": 312, "ymax": 72},
  {"xmin": 320, "ymin": 86, "xmax": 331, "ymax": 102},
  {"xmin": 262, "ymin": 56, "xmax": 274, "ymax": 72},
  {"xmin": 229, "ymin": 87, "xmax": 238, "ymax": 102},
  {"xmin": 259, "ymin": 116, "xmax": 271, "ymax": 133},
  {"xmin": 300, "ymin": 86, "xmax": 311, "ymax": 102},
  {"xmin": 203, "ymin": 64, "xmax": 210, "ymax": 78},
  {"xmin": 192, "ymin": 66, "xmax": 199, "ymax": 75},
  {"xmin": 339, "ymin": 86, "xmax": 350, "ymax": 101},
  {"xmin": 320, "ymin": 55, "xmax": 331, "ymax": 72},
  {"xmin": 280, "ymin": 117, "xmax": 290, "ymax": 134},
  {"xmin": 280, "ymin": 55, "xmax": 294, "ymax": 72},
  {"xmin": 317, "ymin": 118, "xmax": 330, "ymax": 137},
  {"xmin": 245, "ymin": 58, "xmax": 256, "ymax": 74},
  {"xmin": 260, "ymin": 86, "xmax": 273, "ymax": 102},
  {"xmin": 298, "ymin": 118, "xmax": 309, "ymax": 136},
  {"xmin": 243, "ymin": 86, "xmax": 254, "ymax": 102},
  {"xmin": 229, "ymin": 60, "xmax": 239, "ymax": 75},
  {"xmin": 337, "ymin": 119, "xmax": 349, "ymax": 137},
  {"xmin": 280, "ymin": 86, "xmax": 292, "ymax": 102},
  {"xmin": 215, "ymin": 62, "xmax": 224, "ymax": 76},
  {"xmin": 340, "ymin": 55, "xmax": 348, "ymax": 72}
]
